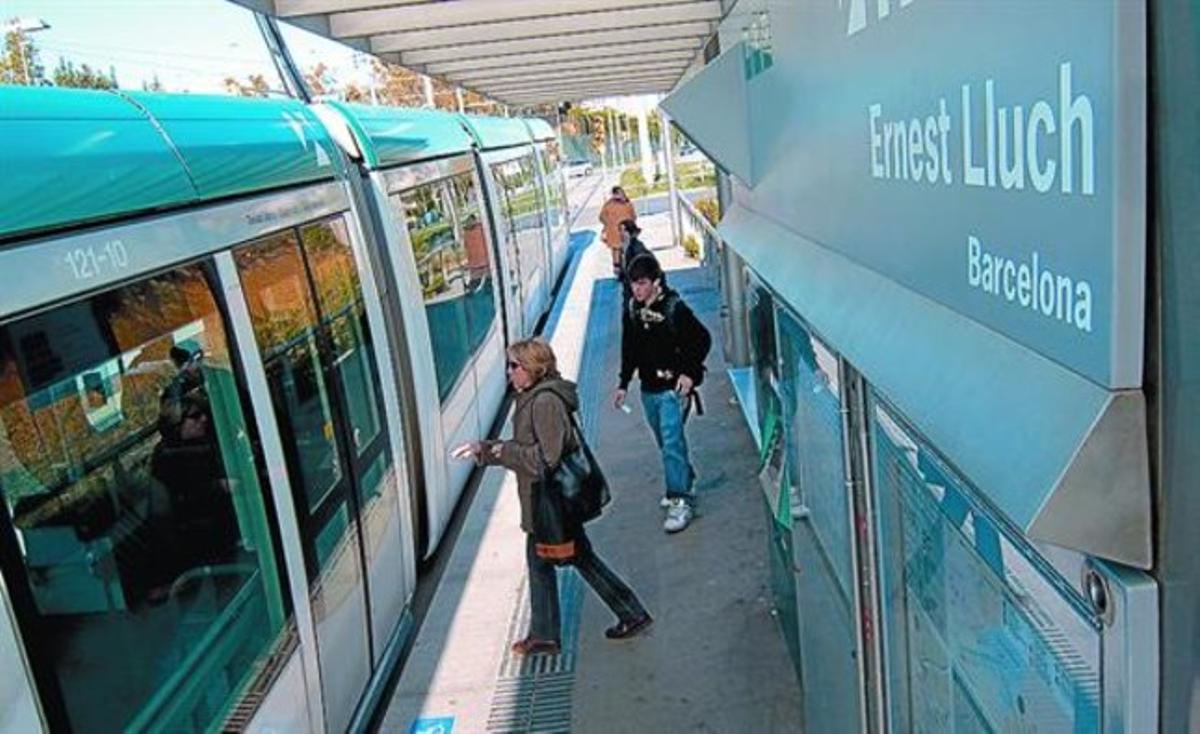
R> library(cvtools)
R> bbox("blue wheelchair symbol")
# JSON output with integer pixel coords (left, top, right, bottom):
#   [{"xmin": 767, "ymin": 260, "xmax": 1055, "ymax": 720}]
[{"xmin": 410, "ymin": 715, "xmax": 454, "ymax": 734}]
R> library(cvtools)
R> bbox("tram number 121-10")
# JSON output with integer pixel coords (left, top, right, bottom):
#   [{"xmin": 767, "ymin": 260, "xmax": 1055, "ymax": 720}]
[{"xmin": 62, "ymin": 240, "xmax": 130, "ymax": 281}]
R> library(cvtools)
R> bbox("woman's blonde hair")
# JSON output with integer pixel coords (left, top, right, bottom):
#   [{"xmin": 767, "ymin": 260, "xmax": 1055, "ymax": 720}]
[{"xmin": 508, "ymin": 337, "xmax": 557, "ymax": 382}]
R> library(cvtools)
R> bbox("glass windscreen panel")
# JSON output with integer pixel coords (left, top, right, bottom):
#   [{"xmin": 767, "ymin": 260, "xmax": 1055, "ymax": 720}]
[
  {"xmin": 394, "ymin": 170, "xmax": 497, "ymax": 402},
  {"xmin": 746, "ymin": 276, "xmax": 779, "ymax": 435},
  {"xmin": 870, "ymin": 398, "xmax": 1102, "ymax": 732},
  {"xmin": 777, "ymin": 313, "xmax": 854, "ymax": 601},
  {"xmin": 0, "ymin": 264, "xmax": 291, "ymax": 732}
]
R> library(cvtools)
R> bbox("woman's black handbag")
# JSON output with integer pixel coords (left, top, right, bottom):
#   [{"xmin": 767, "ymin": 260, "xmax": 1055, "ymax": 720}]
[
  {"xmin": 532, "ymin": 411, "xmax": 611, "ymax": 564},
  {"xmin": 553, "ymin": 413, "xmax": 610, "ymax": 523},
  {"xmin": 533, "ymin": 480, "xmax": 577, "ymax": 564}
]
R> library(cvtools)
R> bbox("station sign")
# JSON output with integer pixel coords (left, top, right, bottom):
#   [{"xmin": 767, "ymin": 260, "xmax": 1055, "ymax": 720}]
[{"xmin": 744, "ymin": 0, "xmax": 1144, "ymax": 388}]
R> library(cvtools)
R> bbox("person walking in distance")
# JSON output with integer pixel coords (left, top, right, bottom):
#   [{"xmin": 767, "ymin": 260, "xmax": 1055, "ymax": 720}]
[
  {"xmin": 617, "ymin": 218, "xmax": 658, "ymax": 302},
  {"xmin": 599, "ymin": 186, "xmax": 637, "ymax": 278},
  {"xmin": 614, "ymin": 255, "xmax": 712, "ymax": 533},
  {"xmin": 459, "ymin": 338, "xmax": 652, "ymax": 653}
]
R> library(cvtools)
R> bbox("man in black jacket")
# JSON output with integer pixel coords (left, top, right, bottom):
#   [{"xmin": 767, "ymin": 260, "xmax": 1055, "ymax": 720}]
[{"xmin": 613, "ymin": 254, "xmax": 711, "ymax": 533}]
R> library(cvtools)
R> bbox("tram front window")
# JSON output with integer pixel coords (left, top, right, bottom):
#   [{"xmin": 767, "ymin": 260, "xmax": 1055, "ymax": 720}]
[{"xmin": 0, "ymin": 266, "xmax": 290, "ymax": 732}]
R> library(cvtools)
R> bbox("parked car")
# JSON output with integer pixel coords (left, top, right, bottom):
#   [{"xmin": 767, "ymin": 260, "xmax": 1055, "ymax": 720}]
[{"xmin": 565, "ymin": 158, "xmax": 594, "ymax": 178}]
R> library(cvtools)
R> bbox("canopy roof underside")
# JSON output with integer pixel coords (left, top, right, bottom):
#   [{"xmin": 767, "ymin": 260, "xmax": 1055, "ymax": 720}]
[{"xmin": 235, "ymin": 0, "xmax": 730, "ymax": 104}]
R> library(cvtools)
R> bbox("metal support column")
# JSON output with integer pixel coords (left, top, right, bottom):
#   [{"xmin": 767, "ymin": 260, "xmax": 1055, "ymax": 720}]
[
  {"xmin": 607, "ymin": 108, "xmax": 619, "ymax": 170},
  {"xmin": 637, "ymin": 104, "xmax": 654, "ymax": 191},
  {"xmin": 661, "ymin": 112, "xmax": 681, "ymax": 249},
  {"xmin": 422, "ymin": 75, "xmax": 435, "ymax": 108},
  {"xmin": 723, "ymin": 239, "xmax": 750, "ymax": 367}
]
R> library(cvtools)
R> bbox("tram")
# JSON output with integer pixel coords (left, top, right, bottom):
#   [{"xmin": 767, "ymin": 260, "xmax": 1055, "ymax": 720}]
[{"xmin": 0, "ymin": 86, "xmax": 568, "ymax": 732}]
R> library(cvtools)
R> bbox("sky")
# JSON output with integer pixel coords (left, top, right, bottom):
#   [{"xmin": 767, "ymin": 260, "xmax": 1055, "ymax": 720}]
[
  {"xmin": 1, "ymin": 0, "xmax": 664, "ymax": 107},
  {"xmin": 1, "ymin": 0, "xmax": 365, "ymax": 95}
]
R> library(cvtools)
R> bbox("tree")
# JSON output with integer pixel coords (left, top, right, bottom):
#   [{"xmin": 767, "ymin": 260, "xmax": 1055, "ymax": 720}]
[
  {"xmin": 304, "ymin": 62, "xmax": 331, "ymax": 98},
  {"xmin": 343, "ymin": 82, "xmax": 371, "ymax": 103},
  {"xmin": 375, "ymin": 61, "xmax": 424, "ymax": 107},
  {"xmin": 460, "ymin": 87, "xmax": 502, "ymax": 115},
  {"xmin": 223, "ymin": 73, "xmax": 270, "ymax": 97},
  {"xmin": 1, "ymin": 23, "xmax": 45, "ymax": 85},
  {"xmin": 53, "ymin": 59, "xmax": 117, "ymax": 90},
  {"xmin": 141, "ymin": 73, "xmax": 164, "ymax": 92}
]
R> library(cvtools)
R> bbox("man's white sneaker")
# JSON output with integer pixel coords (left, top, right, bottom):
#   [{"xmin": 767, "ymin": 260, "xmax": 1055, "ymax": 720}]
[
  {"xmin": 663, "ymin": 498, "xmax": 693, "ymax": 533},
  {"xmin": 660, "ymin": 496, "xmax": 671, "ymax": 509}
]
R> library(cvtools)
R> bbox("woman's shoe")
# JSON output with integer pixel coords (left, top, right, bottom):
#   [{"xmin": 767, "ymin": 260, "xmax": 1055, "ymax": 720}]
[
  {"xmin": 605, "ymin": 614, "xmax": 653, "ymax": 640},
  {"xmin": 511, "ymin": 637, "xmax": 561, "ymax": 655}
]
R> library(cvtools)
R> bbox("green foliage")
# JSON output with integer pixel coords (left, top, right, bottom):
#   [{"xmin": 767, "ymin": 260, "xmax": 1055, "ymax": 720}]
[
  {"xmin": 618, "ymin": 162, "xmax": 717, "ymax": 200},
  {"xmin": 682, "ymin": 233, "xmax": 701, "ymax": 259},
  {"xmin": 1, "ymin": 27, "xmax": 44, "ymax": 85},
  {"xmin": 695, "ymin": 197, "xmax": 720, "ymax": 226},
  {"xmin": 223, "ymin": 74, "xmax": 271, "ymax": 98},
  {"xmin": 53, "ymin": 59, "xmax": 118, "ymax": 90},
  {"xmin": 409, "ymin": 221, "xmax": 454, "ymax": 260}
]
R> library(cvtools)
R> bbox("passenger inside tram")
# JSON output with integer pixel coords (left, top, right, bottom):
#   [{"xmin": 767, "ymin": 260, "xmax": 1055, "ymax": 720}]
[{"xmin": 146, "ymin": 373, "xmax": 240, "ymax": 603}]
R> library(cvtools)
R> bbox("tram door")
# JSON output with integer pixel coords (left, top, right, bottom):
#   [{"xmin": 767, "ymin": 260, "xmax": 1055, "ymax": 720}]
[{"xmin": 233, "ymin": 216, "xmax": 397, "ymax": 731}]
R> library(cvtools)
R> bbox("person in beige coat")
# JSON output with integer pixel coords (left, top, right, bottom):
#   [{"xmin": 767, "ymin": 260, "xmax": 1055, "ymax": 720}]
[
  {"xmin": 599, "ymin": 186, "xmax": 637, "ymax": 275},
  {"xmin": 460, "ymin": 338, "xmax": 651, "ymax": 655}
]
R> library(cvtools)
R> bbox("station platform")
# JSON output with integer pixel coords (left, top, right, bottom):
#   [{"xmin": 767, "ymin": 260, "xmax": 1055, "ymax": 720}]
[{"xmin": 376, "ymin": 187, "xmax": 803, "ymax": 732}]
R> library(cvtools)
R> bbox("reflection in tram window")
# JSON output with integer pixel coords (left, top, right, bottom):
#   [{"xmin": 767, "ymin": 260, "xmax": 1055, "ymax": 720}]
[
  {"xmin": 0, "ymin": 266, "xmax": 291, "ymax": 732},
  {"xmin": 396, "ymin": 171, "xmax": 497, "ymax": 401},
  {"xmin": 300, "ymin": 219, "xmax": 382, "ymax": 462},
  {"xmin": 449, "ymin": 173, "xmax": 497, "ymax": 354},
  {"xmin": 746, "ymin": 276, "xmax": 780, "ymax": 435},
  {"xmin": 235, "ymin": 230, "xmax": 343, "ymax": 515},
  {"xmin": 492, "ymin": 156, "xmax": 548, "ymax": 301},
  {"xmin": 540, "ymin": 143, "xmax": 567, "ymax": 230}
]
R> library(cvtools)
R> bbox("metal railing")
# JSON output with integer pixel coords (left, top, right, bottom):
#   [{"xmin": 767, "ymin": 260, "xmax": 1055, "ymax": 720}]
[
  {"xmin": 676, "ymin": 190, "xmax": 719, "ymax": 268},
  {"xmin": 672, "ymin": 189, "xmax": 751, "ymax": 367}
]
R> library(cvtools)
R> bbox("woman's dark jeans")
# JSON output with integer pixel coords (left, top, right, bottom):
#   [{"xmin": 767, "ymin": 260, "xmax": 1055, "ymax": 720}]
[{"xmin": 525, "ymin": 530, "xmax": 647, "ymax": 641}]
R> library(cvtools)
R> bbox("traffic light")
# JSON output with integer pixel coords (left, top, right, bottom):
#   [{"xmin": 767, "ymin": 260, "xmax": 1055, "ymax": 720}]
[{"xmin": 590, "ymin": 114, "xmax": 606, "ymax": 154}]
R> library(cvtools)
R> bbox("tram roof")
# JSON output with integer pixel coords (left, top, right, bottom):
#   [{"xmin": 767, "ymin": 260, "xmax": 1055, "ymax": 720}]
[
  {"xmin": 456, "ymin": 114, "xmax": 534, "ymax": 151},
  {"xmin": 325, "ymin": 101, "xmax": 475, "ymax": 168},
  {"xmin": 523, "ymin": 118, "xmax": 556, "ymax": 143},
  {"xmin": 0, "ymin": 87, "xmax": 340, "ymax": 240},
  {"xmin": 233, "ymin": 0, "xmax": 729, "ymax": 104}
]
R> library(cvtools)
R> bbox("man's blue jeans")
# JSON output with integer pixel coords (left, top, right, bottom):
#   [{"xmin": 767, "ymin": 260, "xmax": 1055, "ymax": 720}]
[{"xmin": 640, "ymin": 388, "xmax": 696, "ymax": 503}]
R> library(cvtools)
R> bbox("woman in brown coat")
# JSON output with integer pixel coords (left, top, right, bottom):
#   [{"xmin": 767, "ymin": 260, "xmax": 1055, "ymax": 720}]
[
  {"xmin": 599, "ymin": 186, "xmax": 637, "ymax": 275},
  {"xmin": 461, "ymin": 338, "xmax": 651, "ymax": 655}
]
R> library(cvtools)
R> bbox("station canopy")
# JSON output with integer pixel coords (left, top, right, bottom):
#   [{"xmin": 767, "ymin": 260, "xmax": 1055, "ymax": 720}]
[{"xmin": 237, "ymin": 0, "xmax": 727, "ymax": 104}]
